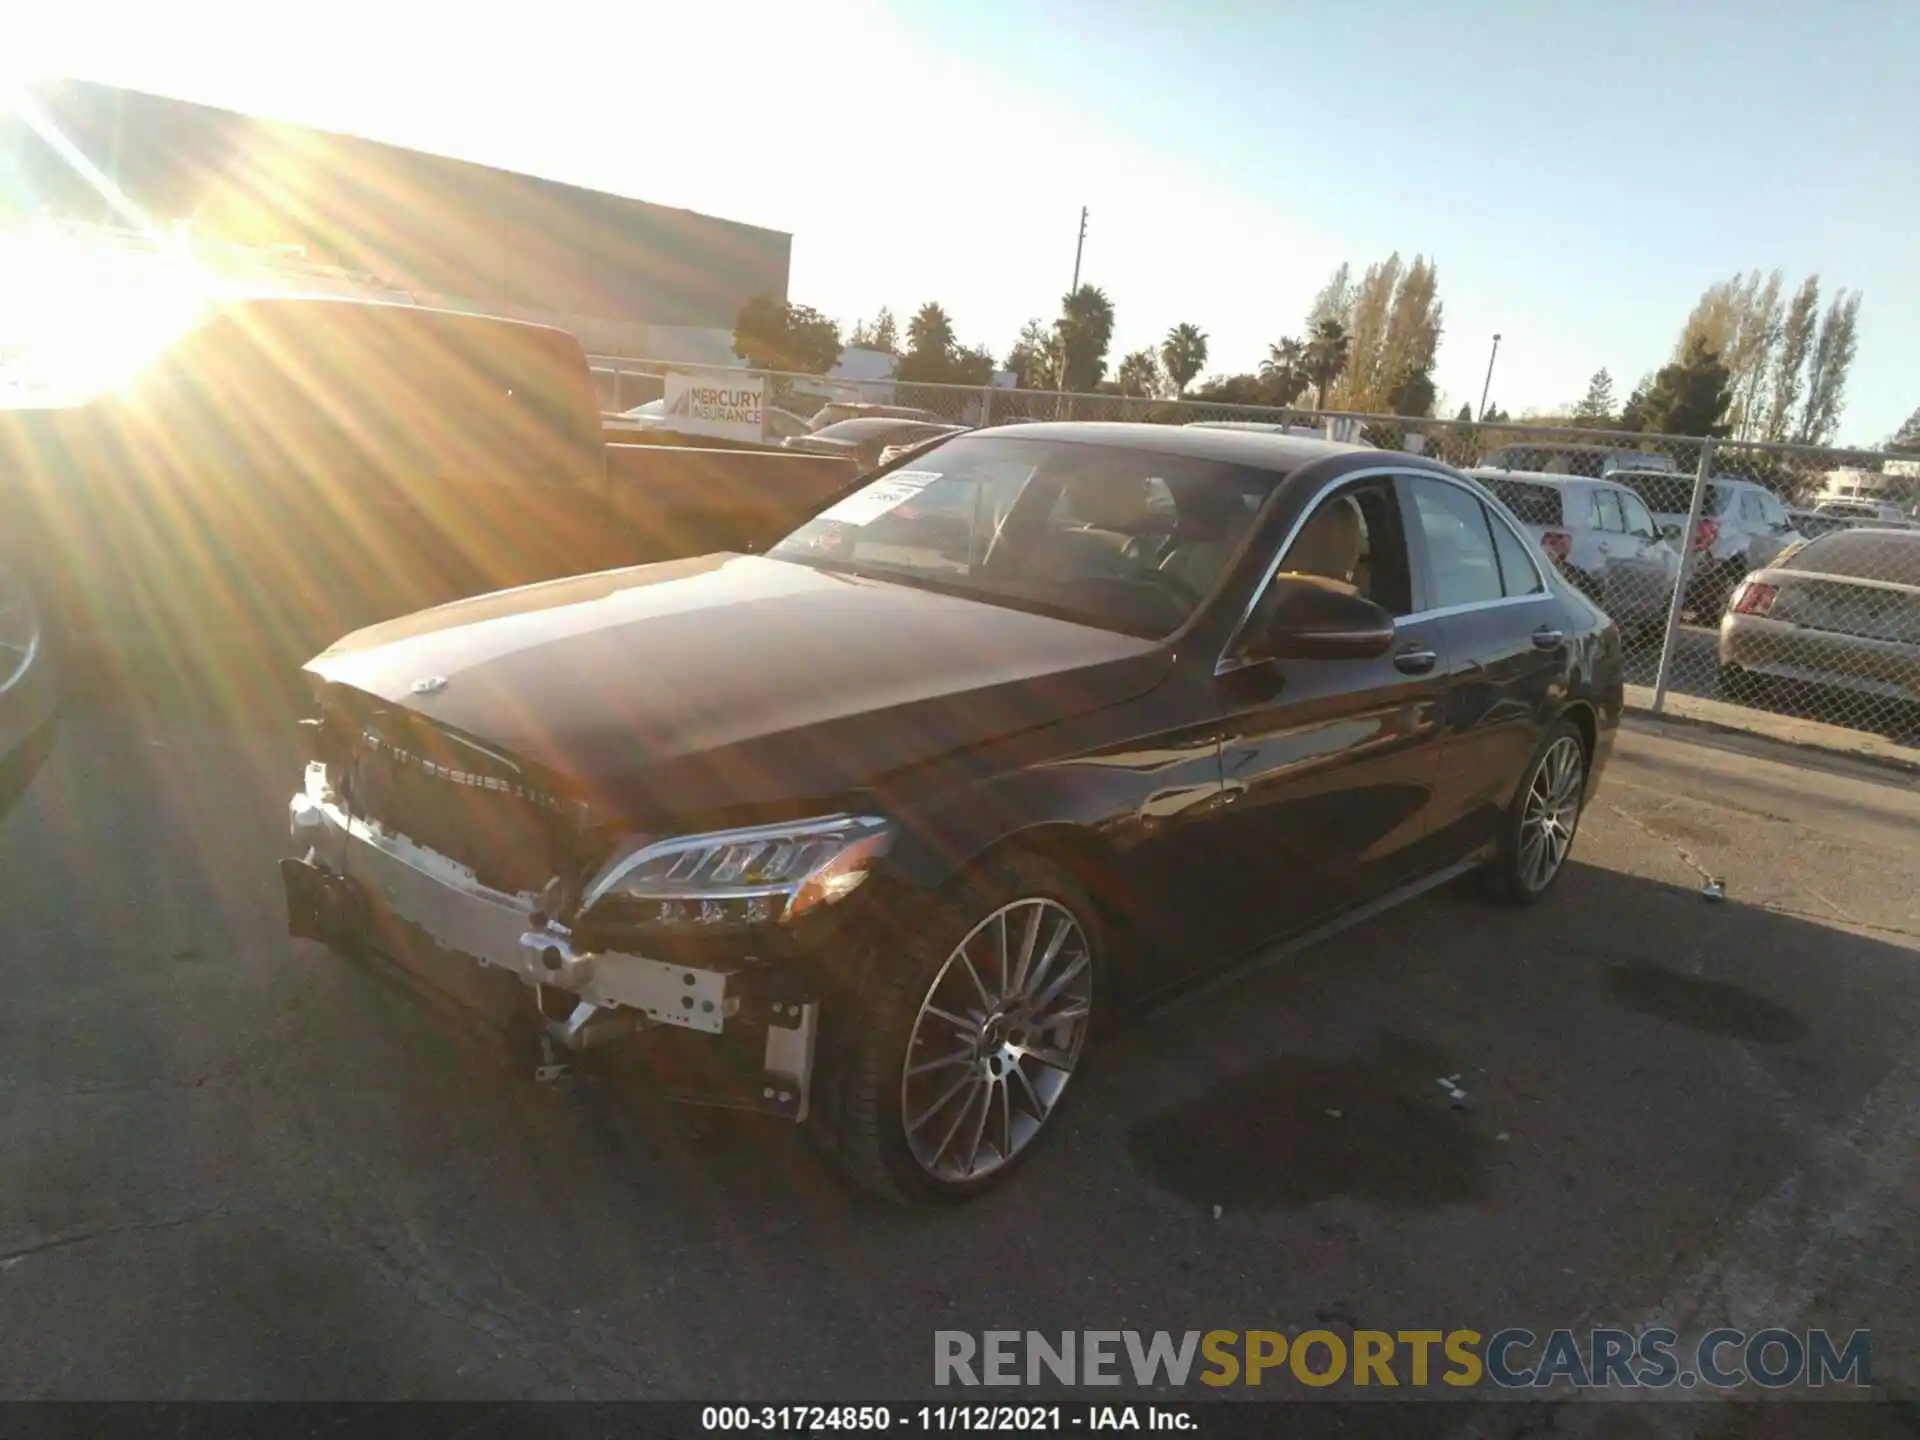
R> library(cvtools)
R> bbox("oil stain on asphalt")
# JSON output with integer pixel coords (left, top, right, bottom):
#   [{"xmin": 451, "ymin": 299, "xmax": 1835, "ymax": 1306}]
[
  {"xmin": 1125, "ymin": 1034, "xmax": 1488, "ymax": 1212},
  {"xmin": 1603, "ymin": 964, "xmax": 1807, "ymax": 1045}
]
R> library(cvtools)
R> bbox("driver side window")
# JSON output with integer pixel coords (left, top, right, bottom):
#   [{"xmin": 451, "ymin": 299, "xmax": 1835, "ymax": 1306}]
[{"xmin": 1270, "ymin": 477, "xmax": 1414, "ymax": 617}]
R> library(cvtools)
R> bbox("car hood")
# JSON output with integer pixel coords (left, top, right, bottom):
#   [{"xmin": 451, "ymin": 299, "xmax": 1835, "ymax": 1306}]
[{"xmin": 307, "ymin": 553, "xmax": 1168, "ymax": 823}]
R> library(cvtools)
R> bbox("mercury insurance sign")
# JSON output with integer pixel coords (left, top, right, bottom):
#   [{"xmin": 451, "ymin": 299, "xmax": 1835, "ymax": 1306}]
[{"xmin": 663, "ymin": 371, "xmax": 766, "ymax": 443}]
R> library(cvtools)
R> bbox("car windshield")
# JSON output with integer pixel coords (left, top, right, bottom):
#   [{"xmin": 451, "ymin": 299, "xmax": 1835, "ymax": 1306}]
[
  {"xmin": 1780, "ymin": 531, "xmax": 1920, "ymax": 582},
  {"xmin": 1617, "ymin": 472, "xmax": 1730, "ymax": 516},
  {"xmin": 1485, "ymin": 478, "xmax": 1564, "ymax": 527},
  {"xmin": 767, "ymin": 434, "xmax": 1277, "ymax": 637}
]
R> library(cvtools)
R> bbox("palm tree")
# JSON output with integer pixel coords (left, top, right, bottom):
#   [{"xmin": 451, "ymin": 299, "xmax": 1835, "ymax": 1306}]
[
  {"xmin": 1056, "ymin": 284, "xmax": 1116, "ymax": 392},
  {"xmin": 1258, "ymin": 336, "xmax": 1309, "ymax": 406},
  {"xmin": 1159, "ymin": 323, "xmax": 1209, "ymax": 397},
  {"xmin": 1114, "ymin": 349, "xmax": 1164, "ymax": 399},
  {"xmin": 906, "ymin": 301, "xmax": 956, "ymax": 362},
  {"xmin": 1303, "ymin": 318, "xmax": 1350, "ymax": 410}
]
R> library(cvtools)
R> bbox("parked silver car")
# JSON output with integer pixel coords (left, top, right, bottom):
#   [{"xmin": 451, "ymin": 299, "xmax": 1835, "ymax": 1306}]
[
  {"xmin": 1719, "ymin": 528, "xmax": 1920, "ymax": 708},
  {"xmin": 1611, "ymin": 470, "xmax": 1803, "ymax": 614},
  {"xmin": 1473, "ymin": 470, "xmax": 1682, "ymax": 635}
]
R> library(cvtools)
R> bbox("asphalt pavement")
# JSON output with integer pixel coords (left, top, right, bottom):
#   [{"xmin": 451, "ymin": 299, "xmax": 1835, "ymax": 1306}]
[{"xmin": 2, "ymin": 673, "xmax": 1917, "ymax": 1423}]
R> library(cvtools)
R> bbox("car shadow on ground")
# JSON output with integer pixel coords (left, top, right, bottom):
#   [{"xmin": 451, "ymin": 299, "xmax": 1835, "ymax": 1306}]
[
  {"xmin": 6, "ymin": 679, "xmax": 1917, "ymax": 1403},
  {"xmin": 268, "ymin": 853, "xmax": 1915, "ymax": 1399}
]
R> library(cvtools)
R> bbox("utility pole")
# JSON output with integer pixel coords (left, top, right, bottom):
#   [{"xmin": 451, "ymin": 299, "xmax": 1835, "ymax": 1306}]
[
  {"xmin": 1069, "ymin": 207, "xmax": 1088, "ymax": 295},
  {"xmin": 1478, "ymin": 333, "xmax": 1503, "ymax": 421}
]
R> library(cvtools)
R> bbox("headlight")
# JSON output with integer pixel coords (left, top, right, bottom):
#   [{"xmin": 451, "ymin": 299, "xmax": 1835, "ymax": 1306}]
[{"xmin": 580, "ymin": 814, "xmax": 894, "ymax": 929}]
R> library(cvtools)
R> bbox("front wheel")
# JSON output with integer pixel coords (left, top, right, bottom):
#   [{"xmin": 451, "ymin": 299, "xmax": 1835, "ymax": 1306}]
[
  {"xmin": 1478, "ymin": 720, "xmax": 1589, "ymax": 907},
  {"xmin": 815, "ymin": 851, "xmax": 1102, "ymax": 1206}
]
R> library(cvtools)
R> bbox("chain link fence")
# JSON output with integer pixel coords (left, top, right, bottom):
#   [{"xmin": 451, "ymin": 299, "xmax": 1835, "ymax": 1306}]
[{"xmin": 591, "ymin": 356, "xmax": 1920, "ymax": 749}]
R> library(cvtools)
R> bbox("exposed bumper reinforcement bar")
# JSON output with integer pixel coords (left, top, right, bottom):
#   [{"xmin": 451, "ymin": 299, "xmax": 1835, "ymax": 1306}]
[{"xmin": 283, "ymin": 792, "xmax": 819, "ymax": 1120}]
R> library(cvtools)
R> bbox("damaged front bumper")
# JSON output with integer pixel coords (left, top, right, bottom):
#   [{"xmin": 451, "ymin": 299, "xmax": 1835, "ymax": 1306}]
[{"xmin": 283, "ymin": 776, "xmax": 820, "ymax": 1120}]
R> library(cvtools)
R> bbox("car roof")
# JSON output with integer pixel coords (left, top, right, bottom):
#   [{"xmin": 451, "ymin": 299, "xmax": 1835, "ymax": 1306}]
[
  {"xmin": 813, "ymin": 417, "xmax": 958, "ymax": 438},
  {"xmin": 979, "ymin": 420, "xmax": 1372, "ymax": 473},
  {"xmin": 819, "ymin": 402, "xmax": 938, "ymax": 417},
  {"xmin": 1473, "ymin": 468, "xmax": 1600, "ymax": 487}
]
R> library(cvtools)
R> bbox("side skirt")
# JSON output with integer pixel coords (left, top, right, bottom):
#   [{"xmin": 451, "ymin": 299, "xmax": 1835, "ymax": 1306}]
[{"xmin": 1148, "ymin": 850, "xmax": 1494, "ymax": 1019}]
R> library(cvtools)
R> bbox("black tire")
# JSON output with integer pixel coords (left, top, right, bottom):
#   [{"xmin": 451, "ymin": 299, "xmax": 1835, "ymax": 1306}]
[
  {"xmin": 1477, "ymin": 718, "xmax": 1589, "ymax": 908},
  {"xmin": 812, "ymin": 850, "xmax": 1105, "ymax": 1207}
]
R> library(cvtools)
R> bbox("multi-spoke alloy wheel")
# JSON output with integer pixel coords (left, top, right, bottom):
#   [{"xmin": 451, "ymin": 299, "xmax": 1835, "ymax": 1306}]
[
  {"xmin": 900, "ymin": 897, "xmax": 1093, "ymax": 1185},
  {"xmin": 816, "ymin": 851, "xmax": 1103, "ymax": 1205},
  {"xmin": 1518, "ymin": 734, "xmax": 1584, "ymax": 893},
  {"xmin": 1479, "ymin": 718, "xmax": 1589, "ymax": 908}
]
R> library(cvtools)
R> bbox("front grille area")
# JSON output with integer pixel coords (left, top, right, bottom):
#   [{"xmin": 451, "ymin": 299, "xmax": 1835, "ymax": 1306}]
[{"xmin": 338, "ymin": 714, "xmax": 566, "ymax": 897}]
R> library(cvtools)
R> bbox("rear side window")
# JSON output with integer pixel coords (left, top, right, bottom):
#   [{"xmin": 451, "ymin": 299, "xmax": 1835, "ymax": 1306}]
[
  {"xmin": 1618, "ymin": 493, "xmax": 1658, "ymax": 538},
  {"xmin": 1486, "ymin": 479, "xmax": 1562, "ymax": 527},
  {"xmin": 1409, "ymin": 478, "xmax": 1505, "ymax": 608},
  {"xmin": 1487, "ymin": 509, "xmax": 1546, "ymax": 596},
  {"xmin": 1780, "ymin": 531, "xmax": 1920, "ymax": 582},
  {"xmin": 1592, "ymin": 490, "xmax": 1626, "ymax": 532},
  {"xmin": 1618, "ymin": 473, "xmax": 1732, "ymax": 517}
]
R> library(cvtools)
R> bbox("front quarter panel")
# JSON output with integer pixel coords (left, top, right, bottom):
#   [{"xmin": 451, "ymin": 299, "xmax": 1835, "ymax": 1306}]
[{"xmin": 877, "ymin": 662, "xmax": 1228, "ymax": 993}]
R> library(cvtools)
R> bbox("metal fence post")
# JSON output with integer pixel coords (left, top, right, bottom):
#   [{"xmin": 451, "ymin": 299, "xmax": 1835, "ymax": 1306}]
[
  {"xmin": 1649, "ymin": 438, "xmax": 1714, "ymax": 713},
  {"xmin": 979, "ymin": 384, "xmax": 993, "ymax": 428}
]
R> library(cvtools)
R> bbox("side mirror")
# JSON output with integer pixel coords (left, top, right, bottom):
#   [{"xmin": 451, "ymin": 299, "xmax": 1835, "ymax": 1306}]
[
  {"xmin": 1245, "ymin": 576, "xmax": 1396, "ymax": 662},
  {"xmin": 1660, "ymin": 523, "xmax": 1683, "ymax": 543}
]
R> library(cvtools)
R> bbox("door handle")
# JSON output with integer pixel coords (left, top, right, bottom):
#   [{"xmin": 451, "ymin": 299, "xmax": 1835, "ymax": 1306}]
[
  {"xmin": 1393, "ymin": 645, "xmax": 1438, "ymax": 675},
  {"xmin": 1531, "ymin": 626, "xmax": 1565, "ymax": 650}
]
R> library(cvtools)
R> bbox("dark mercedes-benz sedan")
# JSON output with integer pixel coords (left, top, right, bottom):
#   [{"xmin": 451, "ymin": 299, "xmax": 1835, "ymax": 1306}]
[{"xmin": 282, "ymin": 424, "xmax": 1623, "ymax": 1205}]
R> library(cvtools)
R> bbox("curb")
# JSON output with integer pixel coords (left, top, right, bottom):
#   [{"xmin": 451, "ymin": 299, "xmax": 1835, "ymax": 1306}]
[{"xmin": 1621, "ymin": 700, "xmax": 1920, "ymax": 782}]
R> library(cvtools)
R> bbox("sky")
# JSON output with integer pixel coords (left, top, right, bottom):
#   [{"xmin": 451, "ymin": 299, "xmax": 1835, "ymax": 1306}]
[{"xmin": 8, "ymin": 0, "xmax": 1917, "ymax": 443}]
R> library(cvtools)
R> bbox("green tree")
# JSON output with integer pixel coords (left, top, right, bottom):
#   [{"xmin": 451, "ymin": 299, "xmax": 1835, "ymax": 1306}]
[
  {"xmin": 1888, "ymin": 405, "xmax": 1920, "ymax": 455},
  {"xmin": 1159, "ymin": 323, "xmax": 1209, "ymax": 397},
  {"xmin": 1303, "ymin": 318, "xmax": 1350, "ymax": 410},
  {"xmin": 1190, "ymin": 373, "xmax": 1270, "ymax": 406},
  {"xmin": 1763, "ymin": 276, "xmax": 1820, "ymax": 443},
  {"xmin": 1320, "ymin": 253, "xmax": 1443, "ymax": 412},
  {"xmin": 1389, "ymin": 363, "xmax": 1437, "ymax": 418},
  {"xmin": 1680, "ymin": 269, "xmax": 1785, "ymax": 439},
  {"xmin": 897, "ymin": 302, "xmax": 992, "ymax": 385},
  {"xmin": 1258, "ymin": 337, "xmax": 1310, "ymax": 406},
  {"xmin": 1055, "ymin": 284, "xmax": 1116, "ymax": 392},
  {"xmin": 1572, "ymin": 368, "xmax": 1616, "ymax": 426},
  {"xmin": 946, "ymin": 343, "xmax": 998, "ymax": 387},
  {"xmin": 1004, "ymin": 318, "xmax": 1057, "ymax": 390},
  {"xmin": 732, "ymin": 295, "xmax": 843, "ymax": 374},
  {"xmin": 1454, "ymin": 403, "xmax": 1473, "ymax": 422},
  {"xmin": 1305, "ymin": 262, "xmax": 1354, "ymax": 331},
  {"xmin": 1795, "ymin": 289, "xmax": 1861, "ymax": 445},
  {"xmin": 1115, "ymin": 348, "xmax": 1165, "ymax": 398},
  {"xmin": 848, "ymin": 306, "xmax": 900, "ymax": 355},
  {"xmin": 1638, "ymin": 336, "xmax": 1735, "ymax": 438},
  {"xmin": 905, "ymin": 302, "xmax": 955, "ymax": 361}
]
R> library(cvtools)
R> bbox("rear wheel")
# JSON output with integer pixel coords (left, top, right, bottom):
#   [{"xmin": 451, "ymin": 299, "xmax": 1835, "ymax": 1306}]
[
  {"xmin": 1479, "ymin": 720, "xmax": 1588, "ymax": 907},
  {"xmin": 815, "ymin": 851, "xmax": 1101, "ymax": 1206}
]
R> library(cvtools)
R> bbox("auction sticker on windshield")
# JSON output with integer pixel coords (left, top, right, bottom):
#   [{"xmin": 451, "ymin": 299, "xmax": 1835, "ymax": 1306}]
[{"xmin": 815, "ymin": 471, "xmax": 942, "ymax": 527}]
